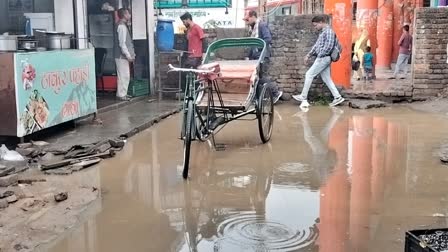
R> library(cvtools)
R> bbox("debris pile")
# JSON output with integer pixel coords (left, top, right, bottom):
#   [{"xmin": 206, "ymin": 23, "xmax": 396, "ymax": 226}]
[
  {"xmin": 0, "ymin": 138, "xmax": 126, "ymax": 176},
  {"xmin": 39, "ymin": 138, "xmax": 126, "ymax": 175}
]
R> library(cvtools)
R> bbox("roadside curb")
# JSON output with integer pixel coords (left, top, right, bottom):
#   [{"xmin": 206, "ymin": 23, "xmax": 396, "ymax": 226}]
[{"xmin": 119, "ymin": 106, "xmax": 182, "ymax": 139}]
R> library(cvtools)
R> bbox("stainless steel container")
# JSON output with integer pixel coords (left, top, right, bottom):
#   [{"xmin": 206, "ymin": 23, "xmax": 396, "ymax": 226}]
[
  {"xmin": 0, "ymin": 35, "xmax": 18, "ymax": 51},
  {"xmin": 46, "ymin": 34, "xmax": 72, "ymax": 50}
]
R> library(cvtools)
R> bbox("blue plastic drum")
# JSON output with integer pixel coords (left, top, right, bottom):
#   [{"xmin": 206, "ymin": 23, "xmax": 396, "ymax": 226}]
[{"xmin": 156, "ymin": 18, "xmax": 174, "ymax": 51}]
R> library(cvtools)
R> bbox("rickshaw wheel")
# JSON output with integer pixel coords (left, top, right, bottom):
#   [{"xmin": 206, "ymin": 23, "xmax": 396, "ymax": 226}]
[
  {"xmin": 257, "ymin": 83, "xmax": 274, "ymax": 143},
  {"xmin": 183, "ymin": 100, "xmax": 194, "ymax": 179}
]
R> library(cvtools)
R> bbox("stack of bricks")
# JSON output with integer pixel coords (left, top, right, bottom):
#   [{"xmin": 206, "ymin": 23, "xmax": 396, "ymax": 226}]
[
  {"xmin": 412, "ymin": 7, "xmax": 448, "ymax": 99},
  {"xmin": 269, "ymin": 15, "xmax": 333, "ymax": 99}
]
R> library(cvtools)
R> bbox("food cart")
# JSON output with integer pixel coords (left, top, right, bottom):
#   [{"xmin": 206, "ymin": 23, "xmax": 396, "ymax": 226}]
[{"xmin": 0, "ymin": 48, "xmax": 96, "ymax": 137}]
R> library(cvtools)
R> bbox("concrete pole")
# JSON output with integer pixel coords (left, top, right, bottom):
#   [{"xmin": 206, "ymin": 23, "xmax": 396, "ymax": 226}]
[
  {"xmin": 147, "ymin": 0, "xmax": 156, "ymax": 94},
  {"xmin": 376, "ymin": 0, "xmax": 393, "ymax": 69},
  {"xmin": 324, "ymin": 0, "xmax": 352, "ymax": 88}
]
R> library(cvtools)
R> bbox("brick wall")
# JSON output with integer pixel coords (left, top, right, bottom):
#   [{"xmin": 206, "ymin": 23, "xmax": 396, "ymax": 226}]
[
  {"xmin": 412, "ymin": 8, "xmax": 448, "ymax": 99},
  {"xmin": 269, "ymin": 15, "xmax": 335, "ymax": 99}
]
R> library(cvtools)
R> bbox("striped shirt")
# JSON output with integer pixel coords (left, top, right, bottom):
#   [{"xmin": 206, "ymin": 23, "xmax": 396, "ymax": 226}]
[{"xmin": 308, "ymin": 26, "xmax": 336, "ymax": 58}]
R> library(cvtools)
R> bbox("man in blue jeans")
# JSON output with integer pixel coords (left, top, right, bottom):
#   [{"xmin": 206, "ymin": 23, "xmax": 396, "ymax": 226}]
[
  {"xmin": 244, "ymin": 10, "xmax": 283, "ymax": 104},
  {"xmin": 292, "ymin": 14, "xmax": 345, "ymax": 107}
]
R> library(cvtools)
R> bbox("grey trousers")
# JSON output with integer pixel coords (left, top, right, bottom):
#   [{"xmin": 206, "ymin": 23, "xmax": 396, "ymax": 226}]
[
  {"xmin": 301, "ymin": 56, "xmax": 342, "ymax": 100},
  {"xmin": 393, "ymin": 53, "xmax": 410, "ymax": 77}
]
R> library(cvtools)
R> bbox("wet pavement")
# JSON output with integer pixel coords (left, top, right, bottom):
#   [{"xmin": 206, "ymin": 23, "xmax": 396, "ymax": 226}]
[
  {"xmin": 41, "ymin": 100, "xmax": 181, "ymax": 150},
  {"xmin": 44, "ymin": 104, "xmax": 448, "ymax": 252}
]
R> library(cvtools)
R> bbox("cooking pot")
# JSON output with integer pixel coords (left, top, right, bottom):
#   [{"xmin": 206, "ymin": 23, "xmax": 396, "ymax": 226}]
[
  {"xmin": 46, "ymin": 34, "xmax": 72, "ymax": 50},
  {"xmin": 0, "ymin": 35, "xmax": 18, "ymax": 51}
]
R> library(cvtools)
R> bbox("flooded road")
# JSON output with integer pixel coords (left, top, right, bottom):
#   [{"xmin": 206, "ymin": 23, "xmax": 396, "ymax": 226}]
[{"xmin": 46, "ymin": 104, "xmax": 448, "ymax": 252}]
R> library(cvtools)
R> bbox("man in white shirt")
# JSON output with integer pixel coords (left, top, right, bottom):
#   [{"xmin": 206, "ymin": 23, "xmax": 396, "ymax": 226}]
[{"xmin": 114, "ymin": 8, "xmax": 135, "ymax": 101}]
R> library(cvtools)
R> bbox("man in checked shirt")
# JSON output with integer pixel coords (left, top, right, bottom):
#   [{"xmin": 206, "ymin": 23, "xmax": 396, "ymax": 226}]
[{"xmin": 292, "ymin": 14, "xmax": 345, "ymax": 108}]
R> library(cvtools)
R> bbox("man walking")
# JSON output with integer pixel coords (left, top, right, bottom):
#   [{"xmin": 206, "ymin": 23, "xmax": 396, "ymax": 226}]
[
  {"xmin": 180, "ymin": 12, "xmax": 205, "ymax": 69},
  {"xmin": 390, "ymin": 25, "xmax": 412, "ymax": 79},
  {"xmin": 292, "ymin": 14, "xmax": 344, "ymax": 107},
  {"xmin": 114, "ymin": 8, "xmax": 135, "ymax": 101},
  {"xmin": 243, "ymin": 10, "xmax": 283, "ymax": 104}
]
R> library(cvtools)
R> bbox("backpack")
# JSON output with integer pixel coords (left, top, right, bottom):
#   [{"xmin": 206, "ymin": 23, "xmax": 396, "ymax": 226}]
[{"xmin": 330, "ymin": 33, "xmax": 342, "ymax": 62}]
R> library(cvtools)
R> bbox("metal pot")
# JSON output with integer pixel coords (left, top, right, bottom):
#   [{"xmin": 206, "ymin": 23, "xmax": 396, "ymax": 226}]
[
  {"xmin": 0, "ymin": 35, "xmax": 18, "ymax": 51},
  {"xmin": 46, "ymin": 34, "xmax": 72, "ymax": 50}
]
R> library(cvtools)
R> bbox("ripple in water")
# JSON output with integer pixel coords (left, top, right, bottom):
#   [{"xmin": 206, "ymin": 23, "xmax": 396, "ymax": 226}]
[
  {"xmin": 215, "ymin": 212, "xmax": 318, "ymax": 251},
  {"xmin": 276, "ymin": 162, "xmax": 312, "ymax": 174}
]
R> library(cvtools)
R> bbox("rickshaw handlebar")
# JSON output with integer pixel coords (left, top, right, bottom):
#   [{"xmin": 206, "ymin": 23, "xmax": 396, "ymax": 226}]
[{"xmin": 167, "ymin": 64, "xmax": 216, "ymax": 74}]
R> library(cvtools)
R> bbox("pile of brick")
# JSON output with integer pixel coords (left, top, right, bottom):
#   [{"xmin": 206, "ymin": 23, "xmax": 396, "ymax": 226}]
[{"xmin": 412, "ymin": 8, "xmax": 448, "ymax": 99}]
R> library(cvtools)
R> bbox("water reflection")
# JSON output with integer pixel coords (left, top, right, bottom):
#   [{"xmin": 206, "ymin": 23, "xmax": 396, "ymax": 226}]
[{"xmin": 49, "ymin": 106, "xmax": 422, "ymax": 252}]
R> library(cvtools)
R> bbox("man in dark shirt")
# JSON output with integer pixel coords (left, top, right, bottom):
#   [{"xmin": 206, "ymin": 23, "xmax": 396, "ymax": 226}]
[
  {"xmin": 244, "ymin": 11, "xmax": 283, "ymax": 104},
  {"xmin": 180, "ymin": 12, "xmax": 205, "ymax": 69}
]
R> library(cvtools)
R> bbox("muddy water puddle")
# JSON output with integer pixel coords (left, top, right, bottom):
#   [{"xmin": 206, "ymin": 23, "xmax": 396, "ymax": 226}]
[{"xmin": 47, "ymin": 105, "xmax": 448, "ymax": 252}]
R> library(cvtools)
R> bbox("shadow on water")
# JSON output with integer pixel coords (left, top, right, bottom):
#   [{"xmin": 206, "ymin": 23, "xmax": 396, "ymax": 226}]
[{"xmin": 46, "ymin": 105, "xmax": 448, "ymax": 252}]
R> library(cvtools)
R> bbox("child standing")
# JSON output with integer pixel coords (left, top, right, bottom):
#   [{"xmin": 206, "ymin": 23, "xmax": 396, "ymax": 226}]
[{"xmin": 363, "ymin": 46, "xmax": 374, "ymax": 83}]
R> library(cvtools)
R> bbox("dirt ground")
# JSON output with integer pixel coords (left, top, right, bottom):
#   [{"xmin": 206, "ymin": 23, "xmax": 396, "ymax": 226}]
[
  {"xmin": 0, "ymin": 166, "xmax": 101, "ymax": 252},
  {"xmin": 407, "ymin": 97, "xmax": 448, "ymax": 115}
]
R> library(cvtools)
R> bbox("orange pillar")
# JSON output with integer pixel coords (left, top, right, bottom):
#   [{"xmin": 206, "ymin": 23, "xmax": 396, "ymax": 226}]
[
  {"xmin": 376, "ymin": 0, "xmax": 394, "ymax": 69},
  {"xmin": 392, "ymin": 0, "xmax": 403, "ymax": 62},
  {"xmin": 324, "ymin": 0, "xmax": 352, "ymax": 88},
  {"xmin": 357, "ymin": 0, "xmax": 379, "ymax": 74},
  {"xmin": 370, "ymin": 117, "xmax": 388, "ymax": 211},
  {"xmin": 349, "ymin": 116, "xmax": 373, "ymax": 252},
  {"xmin": 319, "ymin": 118, "xmax": 350, "ymax": 252}
]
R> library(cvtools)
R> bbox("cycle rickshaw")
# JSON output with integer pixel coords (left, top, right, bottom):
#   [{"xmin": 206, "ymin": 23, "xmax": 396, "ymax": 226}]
[{"xmin": 168, "ymin": 37, "xmax": 274, "ymax": 179}]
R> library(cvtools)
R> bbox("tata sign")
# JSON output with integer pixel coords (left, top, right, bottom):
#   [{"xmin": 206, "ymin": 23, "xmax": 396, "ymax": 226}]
[{"xmin": 161, "ymin": 8, "xmax": 245, "ymax": 33}]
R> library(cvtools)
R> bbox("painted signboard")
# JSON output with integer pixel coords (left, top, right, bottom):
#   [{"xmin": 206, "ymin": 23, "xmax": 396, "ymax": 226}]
[
  {"xmin": 14, "ymin": 49, "xmax": 97, "ymax": 137},
  {"xmin": 161, "ymin": 8, "xmax": 245, "ymax": 33}
]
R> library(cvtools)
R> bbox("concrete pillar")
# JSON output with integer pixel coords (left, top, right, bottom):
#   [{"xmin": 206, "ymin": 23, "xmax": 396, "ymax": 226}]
[
  {"xmin": 74, "ymin": 0, "xmax": 89, "ymax": 49},
  {"xmin": 356, "ymin": 0, "xmax": 378, "ymax": 75},
  {"xmin": 324, "ymin": 0, "xmax": 352, "ymax": 88},
  {"xmin": 376, "ymin": 0, "xmax": 393, "ymax": 69}
]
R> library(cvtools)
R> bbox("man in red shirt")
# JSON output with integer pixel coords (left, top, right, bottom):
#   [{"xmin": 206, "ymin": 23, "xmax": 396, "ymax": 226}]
[{"xmin": 180, "ymin": 12, "xmax": 205, "ymax": 69}]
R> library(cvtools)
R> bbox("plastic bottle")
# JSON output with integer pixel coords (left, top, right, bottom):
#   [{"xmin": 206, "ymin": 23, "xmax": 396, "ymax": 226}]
[{"xmin": 25, "ymin": 18, "xmax": 32, "ymax": 36}]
